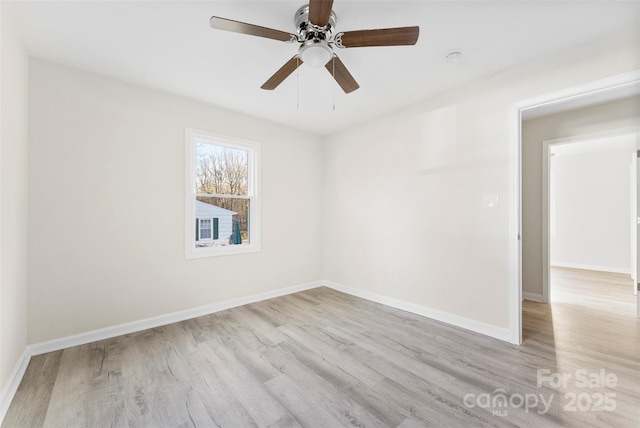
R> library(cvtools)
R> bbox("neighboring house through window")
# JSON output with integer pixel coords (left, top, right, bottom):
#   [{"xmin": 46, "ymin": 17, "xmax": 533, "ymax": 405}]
[{"xmin": 185, "ymin": 128, "xmax": 260, "ymax": 258}]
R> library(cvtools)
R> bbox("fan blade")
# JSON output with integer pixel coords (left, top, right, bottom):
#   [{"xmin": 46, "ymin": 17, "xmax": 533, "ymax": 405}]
[
  {"xmin": 261, "ymin": 56, "xmax": 303, "ymax": 90},
  {"xmin": 210, "ymin": 16, "xmax": 297, "ymax": 42},
  {"xmin": 308, "ymin": 0, "xmax": 334, "ymax": 27},
  {"xmin": 337, "ymin": 26, "xmax": 419, "ymax": 48},
  {"xmin": 325, "ymin": 55, "xmax": 359, "ymax": 94}
]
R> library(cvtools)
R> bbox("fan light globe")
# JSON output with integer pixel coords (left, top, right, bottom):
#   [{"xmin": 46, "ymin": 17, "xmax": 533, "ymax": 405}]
[{"xmin": 299, "ymin": 40, "xmax": 333, "ymax": 68}]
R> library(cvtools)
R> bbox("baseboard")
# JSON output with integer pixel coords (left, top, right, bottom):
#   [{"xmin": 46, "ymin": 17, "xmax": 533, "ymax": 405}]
[
  {"xmin": 0, "ymin": 349, "xmax": 31, "ymax": 424},
  {"xmin": 3, "ymin": 278, "xmax": 517, "ymax": 424},
  {"xmin": 551, "ymin": 262, "xmax": 631, "ymax": 275},
  {"xmin": 322, "ymin": 280, "xmax": 512, "ymax": 342},
  {"xmin": 24, "ymin": 279, "xmax": 516, "ymax": 352},
  {"xmin": 522, "ymin": 292, "xmax": 545, "ymax": 303},
  {"xmin": 28, "ymin": 280, "xmax": 322, "ymax": 356}
]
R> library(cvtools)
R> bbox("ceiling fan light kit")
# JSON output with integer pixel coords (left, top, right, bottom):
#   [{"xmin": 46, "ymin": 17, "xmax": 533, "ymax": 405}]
[
  {"xmin": 299, "ymin": 40, "xmax": 333, "ymax": 68},
  {"xmin": 210, "ymin": 0, "xmax": 419, "ymax": 93}
]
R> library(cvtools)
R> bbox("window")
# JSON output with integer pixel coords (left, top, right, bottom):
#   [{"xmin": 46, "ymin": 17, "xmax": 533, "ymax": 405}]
[
  {"xmin": 185, "ymin": 128, "xmax": 260, "ymax": 258},
  {"xmin": 196, "ymin": 218, "xmax": 219, "ymax": 241},
  {"xmin": 199, "ymin": 219, "xmax": 212, "ymax": 240}
]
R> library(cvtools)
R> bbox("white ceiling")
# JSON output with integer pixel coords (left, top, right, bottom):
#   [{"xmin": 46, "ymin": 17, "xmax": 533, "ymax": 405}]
[{"xmin": 7, "ymin": 1, "xmax": 640, "ymax": 135}]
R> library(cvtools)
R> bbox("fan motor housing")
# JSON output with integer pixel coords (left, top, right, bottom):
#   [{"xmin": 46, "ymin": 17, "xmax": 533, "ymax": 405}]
[{"xmin": 295, "ymin": 5, "xmax": 337, "ymax": 41}]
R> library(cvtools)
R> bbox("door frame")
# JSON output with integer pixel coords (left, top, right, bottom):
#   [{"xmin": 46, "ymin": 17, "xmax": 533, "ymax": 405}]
[
  {"xmin": 508, "ymin": 70, "xmax": 640, "ymax": 345},
  {"xmin": 632, "ymin": 150, "xmax": 639, "ymax": 296},
  {"xmin": 635, "ymin": 150, "xmax": 640, "ymax": 312}
]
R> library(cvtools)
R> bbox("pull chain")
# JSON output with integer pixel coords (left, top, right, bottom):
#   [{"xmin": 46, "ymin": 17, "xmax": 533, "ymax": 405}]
[
  {"xmin": 332, "ymin": 55, "xmax": 336, "ymax": 111},
  {"xmin": 296, "ymin": 56, "xmax": 300, "ymax": 110}
]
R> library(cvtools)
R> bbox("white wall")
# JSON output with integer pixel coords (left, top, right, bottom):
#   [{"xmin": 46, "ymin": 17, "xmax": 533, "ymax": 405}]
[
  {"xmin": 550, "ymin": 138, "xmax": 636, "ymax": 273},
  {"xmin": 28, "ymin": 59, "xmax": 324, "ymax": 343},
  {"xmin": 323, "ymin": 31, "xmax": 639, "ymax": 335},
  {"xmin": 0, "ymin": 5, "xmax": 30, "ymax": 410},
  {"xmin": 522, "ymin": 97, "xmax": 640, "ymax": 296}
]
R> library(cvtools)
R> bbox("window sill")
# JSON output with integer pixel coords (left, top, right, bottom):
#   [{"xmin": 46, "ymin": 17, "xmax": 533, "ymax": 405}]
[{"xmin": 185, "ymin": 243, "xmax": 261, "ymax": 259}]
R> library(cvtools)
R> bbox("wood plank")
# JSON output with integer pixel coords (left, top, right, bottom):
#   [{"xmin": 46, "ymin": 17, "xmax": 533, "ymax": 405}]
[
  {"xmin": 264, "ymin": 374, "xmax": 343, "ymax": 427},
  {"xmin": 260, "ymin": 344, "xmax": 392, "ymax": 427},
  {"xmin": 1, "ymin": 352, "xmax": 62, "ymax": 427},
  {"xmin": 200, "ymin": 338, "xmax": 293, "ymax": 426}
]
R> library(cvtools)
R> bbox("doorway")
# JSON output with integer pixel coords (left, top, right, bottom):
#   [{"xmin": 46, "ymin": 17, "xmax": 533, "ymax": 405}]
[{"xmin": 509, "ymin": 71, "xmax": 640, "ymax": 344}]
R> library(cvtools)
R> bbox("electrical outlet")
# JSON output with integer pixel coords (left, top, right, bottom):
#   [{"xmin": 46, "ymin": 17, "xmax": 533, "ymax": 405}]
[
  {"xmin": 482, "ymin": 194, "xmax": 499, "ymax": 208},
  {"xmin": 385, "ymin": 270, "xmax": 393, "ymax": 281},
  {"xmin": 226, "ymin": 274, "xmax": 233, "ymax": 284}
]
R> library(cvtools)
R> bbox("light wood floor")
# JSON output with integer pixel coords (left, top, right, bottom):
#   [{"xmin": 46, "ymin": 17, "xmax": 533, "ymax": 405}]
[{"xmin": 3, "ymin": 268, "xmax": 639, "ymax": 427}]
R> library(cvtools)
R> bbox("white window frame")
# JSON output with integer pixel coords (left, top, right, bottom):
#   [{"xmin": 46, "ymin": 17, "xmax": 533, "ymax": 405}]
[{"xmin": 185, "ymin": 128, "xmax": 261, "ymax": 259}]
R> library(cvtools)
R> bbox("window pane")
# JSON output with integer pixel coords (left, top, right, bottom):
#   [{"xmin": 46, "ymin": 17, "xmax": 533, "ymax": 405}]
[
  {"xmin": 200, "ymin": 219, "xmax": 212, "ymax": 240},
  {"xmin": 195, "ymin": 196, "xmax": 249, "ymax": 247},
  {"xmin": 195, "ymin": 142, "xmax": 248, "ymax": 195}
]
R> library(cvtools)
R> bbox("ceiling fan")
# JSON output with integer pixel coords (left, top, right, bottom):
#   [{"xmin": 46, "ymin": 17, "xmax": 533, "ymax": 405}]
[{"xmin": 210, "ymin": 0, "xmax": 419, "ymax": 94}]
